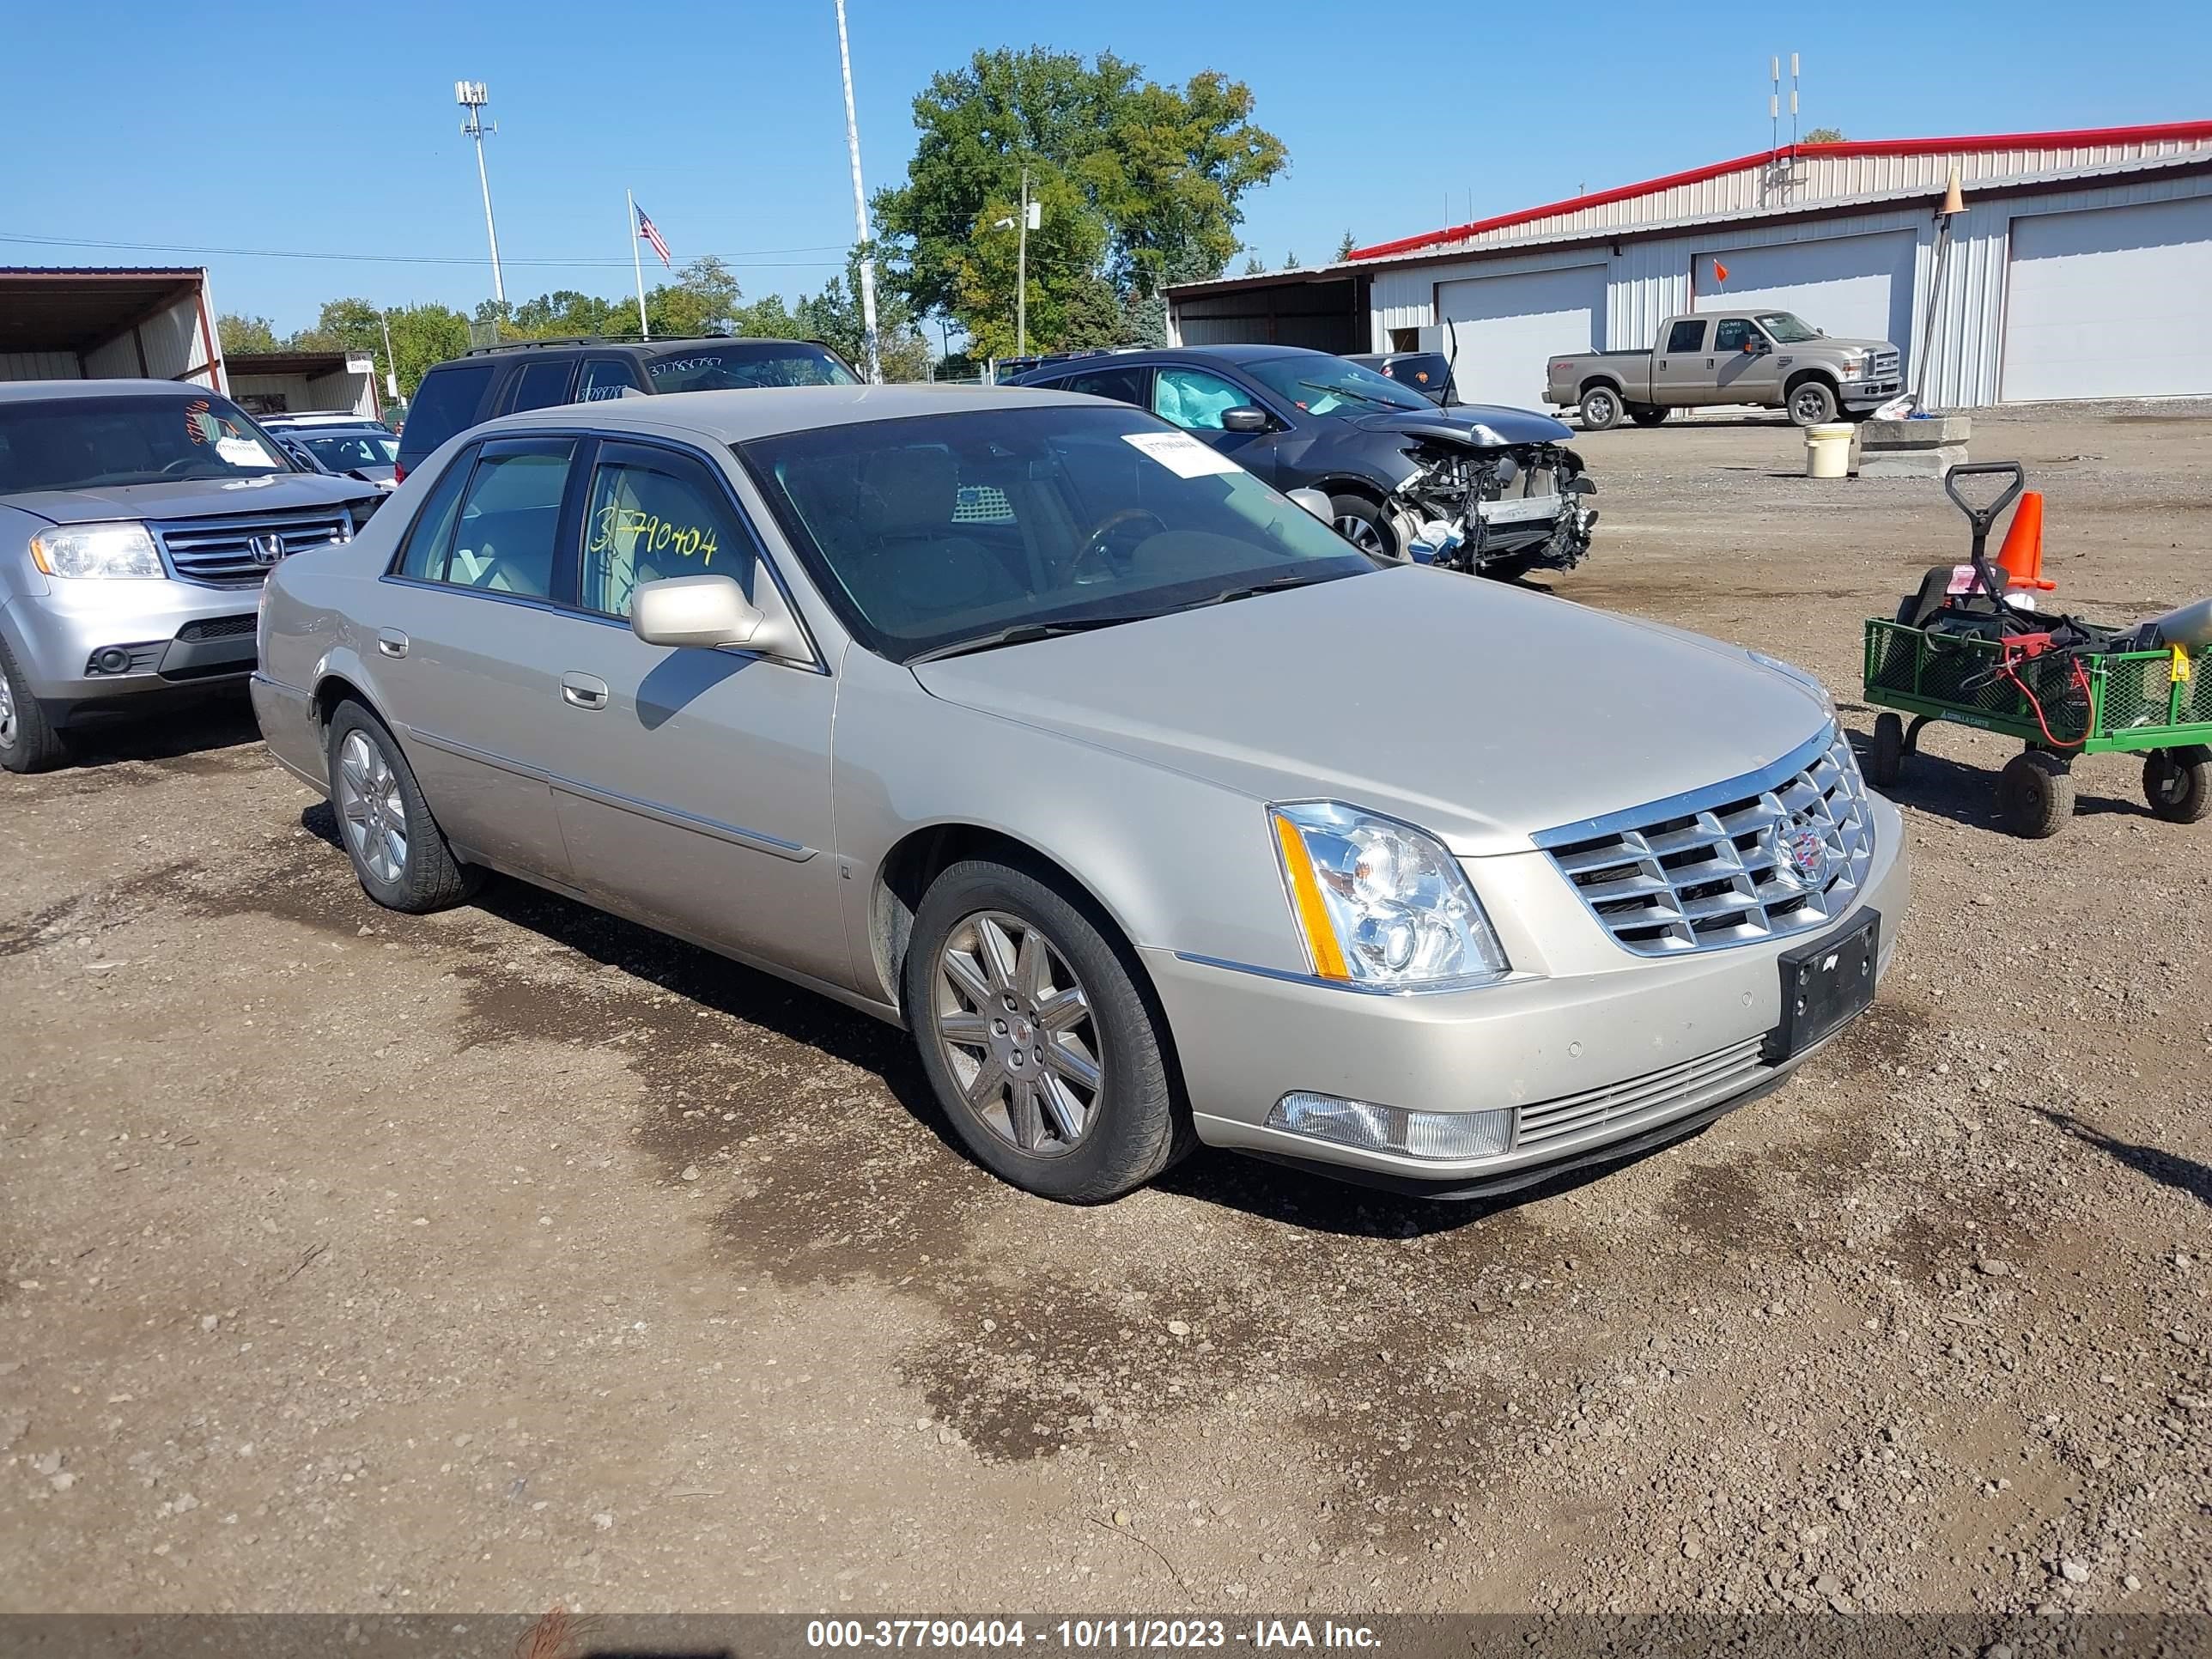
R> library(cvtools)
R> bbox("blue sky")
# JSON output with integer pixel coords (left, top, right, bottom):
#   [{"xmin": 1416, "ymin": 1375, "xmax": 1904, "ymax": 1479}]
[{"xmin": 7, "ymin": 0, "xmax": 2208, "ymax": 335}]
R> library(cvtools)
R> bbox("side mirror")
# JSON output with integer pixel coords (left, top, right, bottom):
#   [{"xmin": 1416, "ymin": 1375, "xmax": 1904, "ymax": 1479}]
[
  {"xmin": 1285, "ymin": 487, "xmax": 1334, "ymax": 521},
  {"xmin": 1220, "ymin": 405, "xmax": 1270, "ymax": 433},
  {"xmin": 631, "ymin": 573, "xmax": 804, "ymax": 659}
]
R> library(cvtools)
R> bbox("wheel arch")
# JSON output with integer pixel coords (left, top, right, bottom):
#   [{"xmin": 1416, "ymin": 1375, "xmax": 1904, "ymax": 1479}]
[
  {"xmin": 1577, "ymin": 373, "xmax": 1626, "ymax": 398},
  {"xmin": 1784, "ymin": 366, "xmax": 1840, "ymax": 398}
]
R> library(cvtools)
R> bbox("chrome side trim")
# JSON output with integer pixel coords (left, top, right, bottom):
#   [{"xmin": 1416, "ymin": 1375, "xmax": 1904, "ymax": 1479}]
[
  {"xmin": 402, "ymin": 724, "xmax": 814, "ymax": 862},
  {"xmin": 1529, "ymin": 722, "xmax": 1837, "ymax": 850}
]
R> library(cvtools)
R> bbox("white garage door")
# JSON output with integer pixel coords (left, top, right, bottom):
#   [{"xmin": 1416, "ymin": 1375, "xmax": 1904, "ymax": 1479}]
[
  {"xmin": 2002, "ymin": 197, "xmax": 2212, "ymax": 401},
  {"xmin": 1436, "ymin": 264, "xmax": 1606, "ymax": 409},
  {"xmin": 1698, "ymin": 231, "xmax": 1917, "ymax": 357}
]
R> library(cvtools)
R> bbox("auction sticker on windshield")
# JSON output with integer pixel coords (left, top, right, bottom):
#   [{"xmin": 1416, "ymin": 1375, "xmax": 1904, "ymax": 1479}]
[{"xmin": 1121, "ymin": 431, "xmax": 1243, "ymax": 478}]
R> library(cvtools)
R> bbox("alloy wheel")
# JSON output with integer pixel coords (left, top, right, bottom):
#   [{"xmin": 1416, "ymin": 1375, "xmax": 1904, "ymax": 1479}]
[
  {"xmin": 1333, "ymin": 514, "xmax": 1386, "ymax": 556},
  {"xmin": 932, "ymin": 909, "xmax": 1103, "ymax": 1158},
  {"xmin": 336, "ymin": 729, "xmax": 409, "ymax": 884},
  {"xmin": 1792, "ymin": 386, "xmax": 1831, "ymax": 424},
  {"xmin": 0, "ymin": 667, "xmax": 15, "ymax": 752}
]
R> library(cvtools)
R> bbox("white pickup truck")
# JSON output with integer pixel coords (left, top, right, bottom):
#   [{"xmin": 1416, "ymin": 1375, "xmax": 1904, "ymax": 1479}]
[{"xmin": 1546, "ymin": 310, "xmax": 1902, "ymax": 429}]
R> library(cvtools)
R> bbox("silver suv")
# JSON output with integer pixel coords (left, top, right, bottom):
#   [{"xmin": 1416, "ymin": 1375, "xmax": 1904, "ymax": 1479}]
[{"xmin": 0, "ymin": 380, "xmax": 385, "ymax": 771}]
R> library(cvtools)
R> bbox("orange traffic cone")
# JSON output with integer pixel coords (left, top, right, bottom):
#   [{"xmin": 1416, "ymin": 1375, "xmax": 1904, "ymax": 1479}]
[{"xmin": 1996, "ymin": 491, "xmax": 2057, "ymax": 592}]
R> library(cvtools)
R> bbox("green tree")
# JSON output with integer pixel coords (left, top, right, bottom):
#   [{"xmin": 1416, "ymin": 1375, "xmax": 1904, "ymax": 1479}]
[
  {"xmin": 218, "ymin": 314, "xmax": 282, "ymax": 355},
  {"xmin": 1335, "ymin": 228, "xmax": 1357, "ymax": 260},
  {"xmin": 1282, "ymin": 251, "xmax": 1300, "ymax": 269},
  {"xmin": 1241, "ymin": 252, "xmax": 1265, "ymax": 275},
  {"xmin": 1802, "ymin": 126, "xmax": 1846, "ymax": 144},
  {"xmin": 790, "ymin": 249, "xmax": 933, "ymax": 381},
  {"xmin": 872, "ymin": 46, "xmax": 1286, "ymax": 354},
  {"xmin": 644, "ymin": 255, "xmax": 744, "ymax": 337}
]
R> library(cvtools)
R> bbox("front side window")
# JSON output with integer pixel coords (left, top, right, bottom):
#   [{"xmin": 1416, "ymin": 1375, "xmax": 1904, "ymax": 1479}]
[
  {"xmin": 405, "ymin": 441, "xmax": 574, "ymax": 598},
  {"xmin": 1714, "ymin": 318, "xmax": 1765, "ymax": 353},
  {"xmin": 1151, "ymin": 367, "xmax": 1249, "ymax": 431},
  {"xmin": 1666, "ymin": 319, "xmax": 1707, "ymax": 353},
  {"xmin": 645, "ymin": 343, "xmax": 858, "ymax": 393},
  {"xmin": 578, "ymin": 357, "xmax": 646, "ymax": 402},
  {"xmin": 0, "ymin": 393, "xmax": 289, "ymax": 493},
  {"xmin": 507, "ymin": 359, "xmax": 578, "ymax": 412},
  {"xmin": 1238, "ymin": 354, "xmax": 1431, "ymax": 416},
  {"xmin": 580, "ymin": 444, "xmax": 742, "ymax": 619},
  {"xmin": 744, "ymin": 404, "xmax": 1373, "ymax": 665}
]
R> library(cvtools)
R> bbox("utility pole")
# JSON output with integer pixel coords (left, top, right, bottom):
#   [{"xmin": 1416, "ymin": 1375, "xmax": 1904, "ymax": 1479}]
[
  {"xmin": 455, "ymin": 82, "xmax": 505, "ymax": 307},
  {"xmin": 1017, "ymin": 167, "xmax": 1030, "ymax": 360},
  {"xmin": 378, "ymin": 312, "xmax": 399, "ymax": 404},
  {"xmin": 833, "ymin": 0, "xmax": 882, "ymax": 382}
]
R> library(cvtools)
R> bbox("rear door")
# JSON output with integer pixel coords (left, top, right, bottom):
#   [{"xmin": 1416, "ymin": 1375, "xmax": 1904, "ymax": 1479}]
[
  {"xmin": 502, "ymin": 357, "xmax": 580, "ymax": 414},
  {"xmin": 1653, "ymin": 318, "xmax": 1712, "ymax": 406},
  {"xmin": 368, "ymin": 436, "xmax": 582, "ymax": 881}
]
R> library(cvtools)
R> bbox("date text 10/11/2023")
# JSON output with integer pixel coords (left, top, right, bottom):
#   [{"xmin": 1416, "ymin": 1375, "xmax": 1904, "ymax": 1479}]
[{"xmin": 804, "ymin": 1621, "xmax": 1382, "ymax": 1650}]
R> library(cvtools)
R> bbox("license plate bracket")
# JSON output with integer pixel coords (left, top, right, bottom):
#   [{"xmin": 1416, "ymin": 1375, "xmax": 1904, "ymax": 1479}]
[{"xmin": 1764, "ymin": 909, "xmax": 1880, "ymax": 1062}]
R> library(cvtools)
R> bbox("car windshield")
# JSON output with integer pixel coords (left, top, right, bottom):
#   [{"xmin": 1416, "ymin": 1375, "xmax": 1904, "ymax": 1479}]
[
  {"xmin": 647, "ymin": 343, "xmax": 860, "ymax": 393},
  {"xmin": 1239, "ymin": 354, "xmax": 1432, "ymax": 416},
  {"xmin": 743, "ymin": 404, "xmax": 1376, "ymax": 664},
  {"xmin": 302, "ymin": 432, "xmax": 398, "ymax": 470},
  {"xmin": 1756, "ymin": 312, "xmax": 1821, "ymax": 343},
  {"xmin": 0, "ymin": 393, "xmax": 291, "ymax": 493}
]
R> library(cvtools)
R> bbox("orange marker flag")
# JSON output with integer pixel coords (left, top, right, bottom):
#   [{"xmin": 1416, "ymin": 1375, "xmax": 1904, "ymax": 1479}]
[{"xmin": 1713, "ymin": 259, "xmax": 1729, "ymax": 283}]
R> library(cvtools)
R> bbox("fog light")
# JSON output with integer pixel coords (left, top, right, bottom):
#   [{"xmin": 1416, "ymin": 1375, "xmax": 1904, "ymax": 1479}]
[
  {"xmin": 93, "ymin": 647, "xmax": 133, "ymax": 674},
  {"xmin": 1268, "ymin": 1091, "xmax": 1512, "ymax": 1161}
]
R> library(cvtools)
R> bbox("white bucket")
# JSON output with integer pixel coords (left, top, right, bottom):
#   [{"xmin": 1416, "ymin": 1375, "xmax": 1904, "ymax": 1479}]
[{"xmin": 1804, "ymin": 422, "xmax": 1855, "ymax": 479}]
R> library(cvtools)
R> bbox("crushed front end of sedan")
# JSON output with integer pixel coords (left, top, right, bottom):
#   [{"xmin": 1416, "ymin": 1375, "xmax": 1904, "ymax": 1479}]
[{"xmin": 1382, "ymin": 416, "xmax": 1600, "ymax": 579}]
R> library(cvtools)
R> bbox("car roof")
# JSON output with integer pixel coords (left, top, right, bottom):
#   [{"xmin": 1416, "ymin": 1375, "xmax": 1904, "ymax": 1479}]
[
  {"xmin": 1013, "ymin": 343, "xmax": 1324, "ymax": 380},
  {"xmin": 449, "ymin": 335, "xmax": 838, "ymax": 364},
  {"xmin": 471, "ymin": 382, "xmax": 1091, "ymax": 444},
  {"xmin": 0, "ymin": 379, "xmax": 236, "ymax": 405}
]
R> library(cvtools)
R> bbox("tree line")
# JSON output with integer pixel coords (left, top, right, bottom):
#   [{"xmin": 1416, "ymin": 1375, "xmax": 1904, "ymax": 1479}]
[{"xmin": 223, "ymin": 44, "xmax": 1294, "ymax": 390}]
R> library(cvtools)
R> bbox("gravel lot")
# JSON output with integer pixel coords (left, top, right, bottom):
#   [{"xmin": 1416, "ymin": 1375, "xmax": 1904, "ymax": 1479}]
[{"xmin": 3, "ymin": 404, "xmax": 2209, "ymax": 1620}]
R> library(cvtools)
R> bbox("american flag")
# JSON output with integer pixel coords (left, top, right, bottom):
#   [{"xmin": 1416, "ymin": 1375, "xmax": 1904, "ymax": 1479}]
[{"xmin": 636, "ymin": 205, "xmax": 671, "ymax": 267}]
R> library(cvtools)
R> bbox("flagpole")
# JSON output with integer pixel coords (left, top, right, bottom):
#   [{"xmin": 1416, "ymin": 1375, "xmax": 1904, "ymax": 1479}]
[{"xmin": 628, "ymin": 189, "xmax": 650, "ymax": 340}]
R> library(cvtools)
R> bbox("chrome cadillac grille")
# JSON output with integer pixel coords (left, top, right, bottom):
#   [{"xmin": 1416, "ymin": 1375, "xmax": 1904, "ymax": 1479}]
[
  {"xmin": 151, "ymin": 508, "xmax": 354, "ymax": 587},
  {"xmin": 1536, "ymin": 725, "xmax": 1873, "ymax": 957}
]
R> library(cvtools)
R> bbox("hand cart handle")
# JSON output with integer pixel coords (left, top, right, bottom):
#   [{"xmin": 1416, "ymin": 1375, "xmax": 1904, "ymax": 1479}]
[{"xmin": 1943, "ymin": 461, "xmax": 2025, "ymax": 541}]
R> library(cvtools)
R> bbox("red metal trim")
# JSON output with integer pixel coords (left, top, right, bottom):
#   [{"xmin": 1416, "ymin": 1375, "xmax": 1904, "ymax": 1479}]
[{"xmin": 1348, "ymin": 118, "xmax": 2212, "ymax": 261}]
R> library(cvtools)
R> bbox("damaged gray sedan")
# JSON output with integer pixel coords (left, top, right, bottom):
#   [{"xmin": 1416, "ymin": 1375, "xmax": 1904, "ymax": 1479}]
[{"xmin": 1014, "ymin": 344, "xmax": 1598, "ymax": 579}]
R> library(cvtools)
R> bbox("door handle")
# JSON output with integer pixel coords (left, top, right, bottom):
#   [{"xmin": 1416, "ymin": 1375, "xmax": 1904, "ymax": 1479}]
[
  {"xmin": 375, "ymin": 629, "xmax": 408, "ymax": 659},
  {"xmin": 560, "ymin": 672, "xmax": 610, "ymax": 711}
]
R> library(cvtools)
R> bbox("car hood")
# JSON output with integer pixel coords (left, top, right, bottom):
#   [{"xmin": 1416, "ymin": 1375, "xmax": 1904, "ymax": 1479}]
[
  {"xmin": 3, "ymin": 473, "xmax": 375, "ymax": 526},
  {"xmin": 911, "ymin": 566, "xmax": 1832, "ymax": 855},
  {"xmin": 1799, "ymin": 336, "xmax": 1894, "ymax": 355},
  {"xmin": 1348, "ymin": 403, "xmax": 1575, "ymax": 447}
]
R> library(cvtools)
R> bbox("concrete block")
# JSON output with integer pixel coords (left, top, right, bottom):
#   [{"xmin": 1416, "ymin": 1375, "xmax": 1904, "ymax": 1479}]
[
  {"xmin": 1859, "ymin": 415, "xmax": 1971, "ymax": 449},
  {"xmin": 1856, "ymin": 443, "xmax": 1970, "ymax": 479}
]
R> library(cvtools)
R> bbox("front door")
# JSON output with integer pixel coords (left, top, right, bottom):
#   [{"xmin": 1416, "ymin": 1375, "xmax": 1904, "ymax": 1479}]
[
  {"xmin": 526, "ymin": 439, "xmax": 848, "ymax": 989},
  {"xmin": 1653, "ymin": 316, "xmax": 1714, "ymax": 407},
  {"xmin": 1714, "ymin": 317, "xmax": 1784, "ymax": 405},
  {"xmin": 370, "ymin": 435, "xmax": 578, "ymax": 884}
]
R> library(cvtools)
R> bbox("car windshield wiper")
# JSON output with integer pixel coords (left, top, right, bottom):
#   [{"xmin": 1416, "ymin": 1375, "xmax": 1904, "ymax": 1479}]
[
  {"xmin": 1297, "ymin": 380, "xmax": 1395, "ymax": 409},
  {"xmin": 906, "ymin": 612, "xmax": 1157, "ymax": 664},
  {"xmin": 1181, "ymin": 574, "xmax": 1334, "ymax": 610}
]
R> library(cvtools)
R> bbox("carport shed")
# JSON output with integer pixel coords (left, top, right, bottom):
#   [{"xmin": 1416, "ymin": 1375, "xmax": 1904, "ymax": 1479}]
[
  {"xmin": 227, "ymin": 349, "xmax": 380, "ymax": 420},
  {"xmin": 1166, "ymin": 120, "xmax": 2212, "ymax": 410},
  {"xmin": 0, "ymin": 267, "xmax": 225, "ymax": 391}
]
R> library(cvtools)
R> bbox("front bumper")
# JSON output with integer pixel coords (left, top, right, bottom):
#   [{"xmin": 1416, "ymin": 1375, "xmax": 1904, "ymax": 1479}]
[
  {"xmin": 3, "ymin": 580, "xmax": 262, "ymax": 716},
  {"xmin": 1148, "ymin": 791, "xmax": 1907, "ymax": 1193},
  {"xmin": 1841, "ymin": 378, "xmax": 1904, "ymax": 410}
]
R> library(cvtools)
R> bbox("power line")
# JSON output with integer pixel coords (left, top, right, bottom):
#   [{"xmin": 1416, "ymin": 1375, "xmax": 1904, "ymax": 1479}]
[{"xmin": 0, "ymin": 231, "xmax": 848, "ymax": 270}]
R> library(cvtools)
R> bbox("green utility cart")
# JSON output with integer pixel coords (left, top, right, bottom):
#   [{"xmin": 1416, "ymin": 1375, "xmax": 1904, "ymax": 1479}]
[{"xmin": 1861, "ymin": 464, "xmax": 2212, "ymax": 839}]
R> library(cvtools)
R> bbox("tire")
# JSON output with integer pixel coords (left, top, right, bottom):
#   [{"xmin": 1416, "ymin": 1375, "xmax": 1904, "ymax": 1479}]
[
  {"xmin": 2142, "ymin": 744, "xmax": 2212, "ymax": 823},
  {"xmin": 1328, "ymin": 494, "xmax": 1397, "ymax": 560},
  {"xmin": 1627, "ymin": 403, "xmax": 1668, "ymax": 428},
  {"xmin": 0, "ymin": 634, "xmax": 69, "ymax": 775},
  {"xmin": 1997, "ymin": 750, "xmax": 2075, "ymax": 839},
  {"xmin": 325, "ymin": 700, "xmax": 481, "ymax": 913},
  {"xmin": 903, "ymin": 858, "xmax": 1189, "ymax": 1202},
  {"xmin": 1578, "ymin": 386, "xmax": 1623, "ymax": 431},
  {"xmin": 1867, "ymin": 713, "xmax": 1905, "ymax": 788},
  {"xmin": 1787, "ymin": 378, "xmax": 1839, "ymax": 427}
]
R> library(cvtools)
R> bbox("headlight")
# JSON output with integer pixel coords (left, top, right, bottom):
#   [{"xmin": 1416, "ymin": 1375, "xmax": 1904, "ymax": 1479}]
[
  {"xmin": 28, "ymin": 522, "xmax": 164, "ymax": 580},
  {"xmin": 1838, "ymin": 351, "xmax": 1869, "ymax": 381},
  {"xmin": 1269, "ymin": 802, "xmax": 1509, "ymax": 990},
  {"xmin": 1750, "ymin": 650, "xmax": 1837, "ymax": 715}
]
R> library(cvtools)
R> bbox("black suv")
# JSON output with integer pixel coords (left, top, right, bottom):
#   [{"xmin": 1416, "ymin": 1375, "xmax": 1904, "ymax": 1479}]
[{"xmin": 393, "ymin": 336, "xmax": 860, "ymax": 483}]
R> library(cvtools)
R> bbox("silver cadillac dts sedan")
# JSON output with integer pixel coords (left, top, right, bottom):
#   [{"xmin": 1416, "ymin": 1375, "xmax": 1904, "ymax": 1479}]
[{"xmin": 252, "ymin": 385, "xmax": 1907, "ymax": 1202}]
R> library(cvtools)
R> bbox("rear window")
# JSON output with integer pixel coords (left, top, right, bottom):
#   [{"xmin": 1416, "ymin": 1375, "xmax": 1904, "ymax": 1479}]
[
  {"xmin": 397, "ymin": 363, "xmax": 495, "ymax": 461},
  {"xmin": 645, "ymin": 343, "xmax": 858, "ymax": 393}
]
